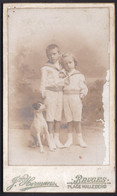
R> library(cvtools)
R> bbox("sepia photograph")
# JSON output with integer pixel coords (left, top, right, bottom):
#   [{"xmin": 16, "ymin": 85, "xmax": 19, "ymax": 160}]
[{"xmin": 3, "ymin": 3, "xmax": 115, "ymax": 192}]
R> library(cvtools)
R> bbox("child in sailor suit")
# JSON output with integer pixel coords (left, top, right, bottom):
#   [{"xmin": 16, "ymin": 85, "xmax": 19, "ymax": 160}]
[
  {"xmin": 61, "ymin": 53, "xmax": 88, "ymax": 148},
  {"xmin": 40, "ymin": 61, "xmax": 64, "ymax": 122},
  {"xmin": 40, "ymin": 44, "xmax": 66, "ymax": 149}
]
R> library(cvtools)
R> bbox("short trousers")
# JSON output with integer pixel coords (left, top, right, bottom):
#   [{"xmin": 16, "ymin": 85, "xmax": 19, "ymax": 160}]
[
  {"xmin": 63, "ymin": 94, "xmax": 82, "ymax": 122},
  {"xmin": 45, "ymin": 90, "xmax": 63, "ymax": 122}
]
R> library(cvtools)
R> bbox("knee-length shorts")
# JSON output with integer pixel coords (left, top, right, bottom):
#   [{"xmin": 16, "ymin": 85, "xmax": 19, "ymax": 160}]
[
  {"xmin": 63, "ymin": 94, "xmax": 82, "ymax": 122},
  {"xmin": 45, "ymin": 90, "xmax": 63, "ymax": 122}
]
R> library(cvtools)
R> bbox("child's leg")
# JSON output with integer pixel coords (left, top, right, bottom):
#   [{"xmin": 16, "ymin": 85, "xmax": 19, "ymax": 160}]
[
  {"xmin": 54, "ymin": 121, "xmax": 64, "ymax": 148},
  {"xmin": 54, "ymin": 121, "xmax": 60, "ymax": 133},
  {"xmin": 46, "ymin": 132, "xmax": 54, "ymax": 151},
  {"xmin": 73, "ymin": 121, "xmax": 82, "ymax": 133},
  {"xmin": 64, "ymin": 121, "xmax": 73, "ymax": 148},
  {"xmin": 45, "ymin": 91, "xmax": 58, "ymax": 149},
  {"xmin": 47, "ymin": 121, "xmax": 56, "ymax": 149},
  {"xmin": 54, "ymin": 92, "xmax": 64, "ymax": 148},
  {"xmin": 44, "ymin": 125, "xmax": 54, "ymax": 151},
  {"xmin": 73, "ymin": 121, "xmax": 87, "ymax": 148},
  {"xmin": 47, "ymin": 121, "xmax": 54, "ymax": 134}
]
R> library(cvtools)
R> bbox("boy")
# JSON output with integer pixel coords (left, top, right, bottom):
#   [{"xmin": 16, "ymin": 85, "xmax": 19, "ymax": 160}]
[
  {"xmin": 61, "ymin": 53, "xmax": 88, "ymax": 148},
  {"xmin": 40, "ymin": 44, "xmax": 65, "ymax": 148}
]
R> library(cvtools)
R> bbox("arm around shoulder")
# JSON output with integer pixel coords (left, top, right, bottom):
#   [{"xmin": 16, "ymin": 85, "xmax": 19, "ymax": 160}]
[{"xmin": 79, "ymin": 74, "xmax": 88, "ymax": 98}]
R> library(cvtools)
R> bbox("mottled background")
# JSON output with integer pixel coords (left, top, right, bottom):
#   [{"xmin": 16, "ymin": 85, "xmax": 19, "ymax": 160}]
[{"xmin": 8, "ymin": 8, "xmax": 109, "ymax": 129}]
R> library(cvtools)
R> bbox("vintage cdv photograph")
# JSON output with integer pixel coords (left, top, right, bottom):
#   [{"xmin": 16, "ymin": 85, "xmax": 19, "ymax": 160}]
[{"xmin": 3, "ymin": 3, "xmax": 115, "ymax": 192}]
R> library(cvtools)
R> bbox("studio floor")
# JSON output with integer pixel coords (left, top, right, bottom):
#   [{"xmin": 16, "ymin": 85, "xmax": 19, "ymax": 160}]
[{"xmin": 8, "ymin": 124, "xmax": 106, "ymax": 166}]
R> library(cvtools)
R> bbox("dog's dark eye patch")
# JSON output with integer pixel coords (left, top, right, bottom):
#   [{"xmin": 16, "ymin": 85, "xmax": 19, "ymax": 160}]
[{"xmin": 32, "ymin": 103, "xmax": 41, "ymax": 110}]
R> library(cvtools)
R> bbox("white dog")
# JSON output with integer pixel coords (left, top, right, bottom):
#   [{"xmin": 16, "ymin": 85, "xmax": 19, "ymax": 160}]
[{"xmin": 29, "ymin": 102, "xmax": 54, "ymax": 152}]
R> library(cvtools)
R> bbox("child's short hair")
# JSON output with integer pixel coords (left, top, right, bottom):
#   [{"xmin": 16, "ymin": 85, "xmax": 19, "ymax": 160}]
[
  {"xmin": 61, "ymin": 53, "xmax": 78, "ymax": 68},
  {"xmin": 46, "ymin": 44, "xmax": 60, "ymax": 57}
]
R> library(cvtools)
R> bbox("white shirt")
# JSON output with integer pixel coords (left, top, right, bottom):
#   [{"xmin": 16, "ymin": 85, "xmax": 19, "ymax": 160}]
[
  {"xmin": 64, "ymin": 69, "xmax": 88, "ymax": 96},
  {"xmin": 40, "ymin": 61, "xmax": 64, "ymax": 96}
]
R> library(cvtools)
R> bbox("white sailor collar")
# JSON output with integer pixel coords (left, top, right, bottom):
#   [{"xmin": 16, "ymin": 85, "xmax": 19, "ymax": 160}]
[
  {"xmin": 44, "ymin": 61, "xmax": 62, "ymax": 71},
  {"xmin": 68, "ymin": 69, "xmax": 80, "ymax": 76}
]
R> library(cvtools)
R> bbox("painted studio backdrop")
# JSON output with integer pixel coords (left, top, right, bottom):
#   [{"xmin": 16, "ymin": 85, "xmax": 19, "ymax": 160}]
[{"xmin": 8, "ymin": 7, "xmax": 109, "ymax": 165}]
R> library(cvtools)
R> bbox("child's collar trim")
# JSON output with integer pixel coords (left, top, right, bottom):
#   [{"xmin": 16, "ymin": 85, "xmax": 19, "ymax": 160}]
[
  {"xmin": 43, "ymin": 62, "xmax": 62, "ymax": 71},
  {"xmin": 68, "ymin": 69, "xmax": 81, "ymax": 76}
]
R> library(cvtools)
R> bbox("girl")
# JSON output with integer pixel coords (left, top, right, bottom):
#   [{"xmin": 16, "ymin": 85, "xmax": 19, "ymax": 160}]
[{"xmin": 61, "ymin": 53, "xmax": 88, "ymax": 148}]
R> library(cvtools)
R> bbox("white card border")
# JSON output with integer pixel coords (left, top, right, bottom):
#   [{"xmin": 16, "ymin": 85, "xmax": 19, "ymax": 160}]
[{"xmin": 3, "ymin": 3, "xmax": 115, "ymax": 193}]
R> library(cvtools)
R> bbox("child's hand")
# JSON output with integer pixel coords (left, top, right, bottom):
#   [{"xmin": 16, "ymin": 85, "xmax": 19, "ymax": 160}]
[
  {"xmin": 80, "ymin": 93, "xmax": 85, "ymax": 100},
  {"xmin": 59, "ymin": 72, "xmax": 66, "ymax": 78}
]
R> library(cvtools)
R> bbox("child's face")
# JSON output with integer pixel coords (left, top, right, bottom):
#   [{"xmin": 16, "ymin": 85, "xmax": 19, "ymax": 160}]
[
  {"xmin": 47, "ymin": 48, "xmax": 59, "ymax": 64},
  {"xmin": 63, "ymin": 56, "xmax": 75, "ymax": 72}
]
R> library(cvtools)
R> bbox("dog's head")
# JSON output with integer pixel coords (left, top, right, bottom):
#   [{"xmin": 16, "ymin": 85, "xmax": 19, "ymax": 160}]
[{"xmin": 32, "ymin": 102, "xmax": 46, "ymax": 112}]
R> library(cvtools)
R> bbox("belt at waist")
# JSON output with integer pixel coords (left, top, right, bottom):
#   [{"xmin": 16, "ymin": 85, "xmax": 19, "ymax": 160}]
[
  {"xmin": 46, "ymin": 86, "xmax": 63, "ymax": 92},
  {"xmin": 64, "ymin": 90, "xmax": 80, "ymax": 94}
]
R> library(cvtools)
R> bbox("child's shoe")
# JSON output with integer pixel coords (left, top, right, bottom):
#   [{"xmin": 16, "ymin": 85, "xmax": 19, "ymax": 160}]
[
  {"xmin": 77, "ymin": 133, "xmax": 87, "ymax": 148},
  {"xmin": 50, "ymin": 133, "xmax": 56, "ymax": 149},
  {"xmin": 64, "ymin": 133, "xmax": 73, "ymax": 148},
  {"xmin": 54, "ymin": 133, "xmax": 64, "ymax": 148}
]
